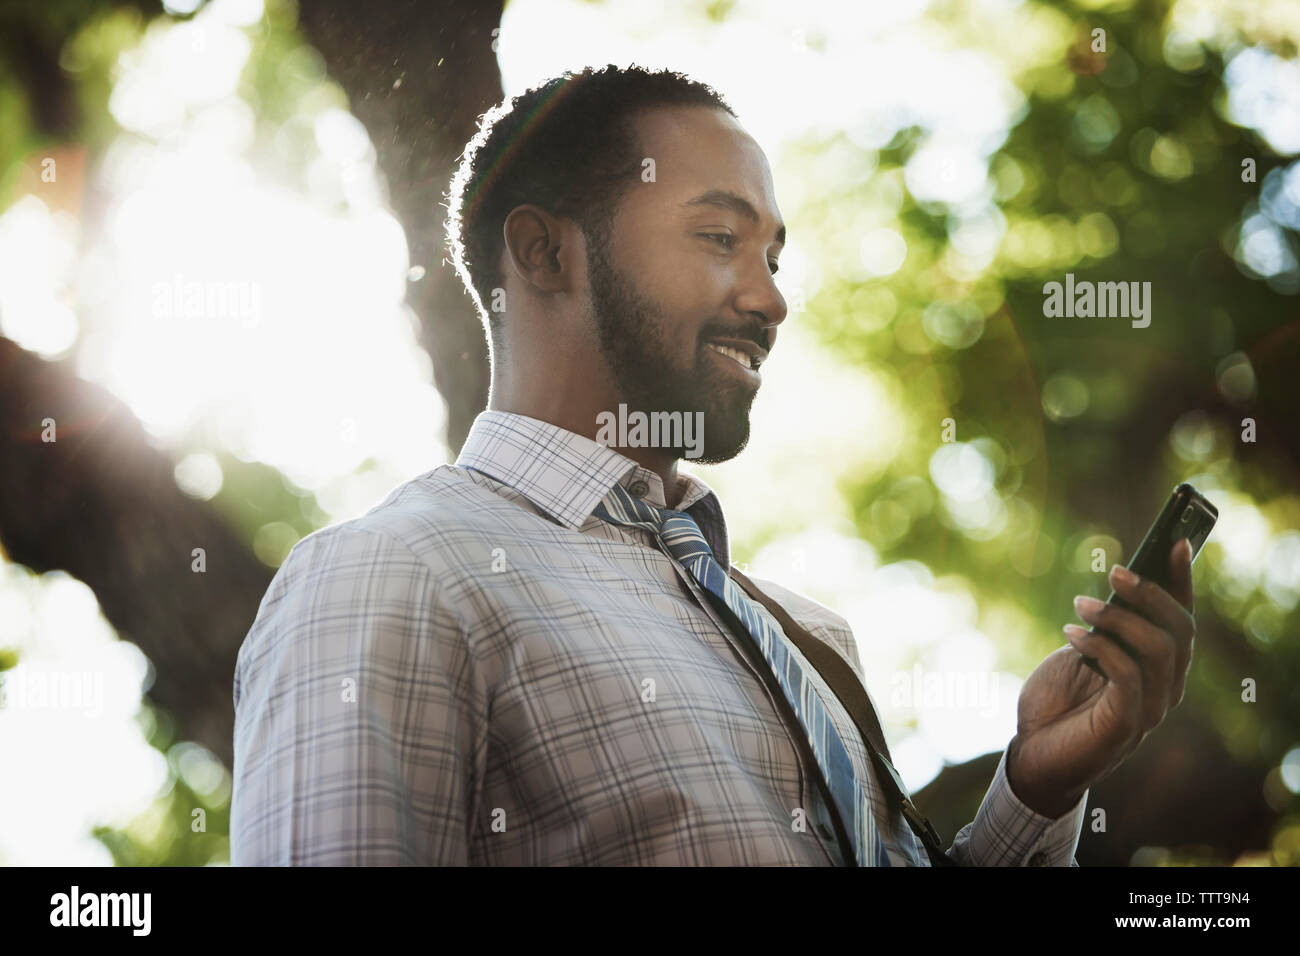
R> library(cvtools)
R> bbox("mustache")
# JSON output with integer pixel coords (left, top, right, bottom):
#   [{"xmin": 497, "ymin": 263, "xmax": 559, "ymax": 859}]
[{"xmin": 700, "ymin": 323, "xmax": 769, "ymax": 351}]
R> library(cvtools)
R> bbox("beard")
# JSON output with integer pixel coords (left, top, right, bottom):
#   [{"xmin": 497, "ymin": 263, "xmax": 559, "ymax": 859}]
[{"xmin": 584, "ymin": 227, "xmax": 756, "ymax": 464}]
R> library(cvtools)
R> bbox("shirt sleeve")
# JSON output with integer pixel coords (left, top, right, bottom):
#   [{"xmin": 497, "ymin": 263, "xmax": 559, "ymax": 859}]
[
  {"xmin": 944, "ymin": 748, "xmax": 1088, "ymax": 866},
  {"xmin": 231, "ymin": 526, "xmax": 481, "ymax": 865}
]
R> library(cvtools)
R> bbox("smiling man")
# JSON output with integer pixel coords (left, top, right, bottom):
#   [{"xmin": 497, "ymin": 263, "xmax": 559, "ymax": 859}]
[{"xmin": 231, "ymin": 64, "xmax": 1197, "ymax": 866}]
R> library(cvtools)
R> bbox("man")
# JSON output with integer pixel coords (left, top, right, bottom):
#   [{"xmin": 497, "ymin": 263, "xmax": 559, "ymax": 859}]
[{"xmin": 231, "ymin": 65, "xmax": 1196, "ymax": 865}]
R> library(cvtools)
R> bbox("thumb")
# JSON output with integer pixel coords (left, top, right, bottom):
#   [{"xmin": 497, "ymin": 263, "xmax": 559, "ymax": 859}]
[{"xmin": 1169, "ymin": 537, "xmax": 1194, "ymax": 613}]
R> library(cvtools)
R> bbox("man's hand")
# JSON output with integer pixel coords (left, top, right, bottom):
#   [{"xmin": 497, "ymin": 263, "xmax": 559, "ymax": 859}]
[{"xmin": 1005, "ymin": 539, "xmax": 1196, "ymax": 818}]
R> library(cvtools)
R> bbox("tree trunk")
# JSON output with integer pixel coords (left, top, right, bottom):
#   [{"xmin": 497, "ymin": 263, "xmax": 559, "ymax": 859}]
[
  {"xmin": 0, "ymin": 336, "xmax": 271, "ymax": 767},
  {"xmin": 0, "ymin": 0, "xmax": 506, "ymax": 767},
  {"xmin": 296, "ymin": 0, "xmax": 504, "ymax": 455}
]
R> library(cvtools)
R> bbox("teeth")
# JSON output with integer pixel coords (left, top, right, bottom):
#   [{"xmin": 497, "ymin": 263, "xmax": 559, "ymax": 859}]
[{"xmin": 706, "ymin": 342, "xmax": 753, "ymax": 370}]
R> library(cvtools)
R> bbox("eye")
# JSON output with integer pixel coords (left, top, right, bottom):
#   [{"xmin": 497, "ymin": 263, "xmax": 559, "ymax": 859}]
[{"xmin": 702, "ymin": 233, "xmax": 780, "ymax": 275}]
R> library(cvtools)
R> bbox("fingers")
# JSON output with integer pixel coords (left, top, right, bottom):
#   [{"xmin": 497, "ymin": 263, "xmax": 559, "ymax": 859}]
[
  {"xmin": 1105, "ymin": 560, "xmax": 1196, "ymax": 708},
  {"xmin": 1072, "ymin": 594, "xmax": 1172, "ymax": 731},
  {"xmin": 1106, "ymin": 561, "xmax": 1195, "ymax": 655},
  {"xmin": 1056, "ymin": 539, "xmax": 1199, "ymax": 752},
  {"xmin": 1062, "ymin": 625, "xmax": 1143, "ymax": 744}
]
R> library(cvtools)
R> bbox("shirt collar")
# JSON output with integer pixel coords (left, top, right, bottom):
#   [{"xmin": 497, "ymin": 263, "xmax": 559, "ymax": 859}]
[{"xmin": 454, "ymin": 410, "xmax": 731, "ymax": 566}]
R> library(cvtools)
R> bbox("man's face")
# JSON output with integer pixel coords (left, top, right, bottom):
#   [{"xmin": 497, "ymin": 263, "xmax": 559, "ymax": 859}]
[{"xmin": 584, "ymin": 106, "xmax": 788, "ymax": 464}]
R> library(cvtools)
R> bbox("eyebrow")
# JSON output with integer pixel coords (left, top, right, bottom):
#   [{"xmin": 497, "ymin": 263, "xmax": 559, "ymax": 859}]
[{"xmin": 682, "ymin": 189, "xmax": 786, "ymax": 245}]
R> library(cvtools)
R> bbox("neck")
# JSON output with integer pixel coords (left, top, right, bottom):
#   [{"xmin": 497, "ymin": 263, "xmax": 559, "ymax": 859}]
[{"xmin": 488, "ymin": 380, "xmax": 686, "ymax": 510}]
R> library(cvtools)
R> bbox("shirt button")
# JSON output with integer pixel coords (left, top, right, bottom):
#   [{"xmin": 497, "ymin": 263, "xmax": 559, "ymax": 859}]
[
  {"xmin": 1028, "ymin": 851, "xmax": 1048, "ymax": 866},
  {"xmin": 628, "ymin": 480, "xmax": 649, "ymax": 497}
]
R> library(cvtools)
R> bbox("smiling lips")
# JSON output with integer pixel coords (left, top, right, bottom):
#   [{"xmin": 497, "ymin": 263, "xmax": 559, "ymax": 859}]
[
  {"xmin": 703, "ymin": 337, "xmax": 767, "ymax": 379},
  {"xmin": 706, "ymin": 342, "xmax": 755, "ymax": 369}
]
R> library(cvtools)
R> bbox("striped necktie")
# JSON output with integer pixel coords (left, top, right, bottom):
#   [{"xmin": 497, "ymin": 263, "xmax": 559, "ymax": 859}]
[{"xmin": 593, "ymin": 481, "xmax": 891, "ymax": 866}]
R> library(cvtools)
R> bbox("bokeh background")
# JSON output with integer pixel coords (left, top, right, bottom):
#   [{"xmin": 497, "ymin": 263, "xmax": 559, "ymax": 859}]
[{"xmin": 1, "ymin": 0, "xmax": 1297, "ymax": 866}]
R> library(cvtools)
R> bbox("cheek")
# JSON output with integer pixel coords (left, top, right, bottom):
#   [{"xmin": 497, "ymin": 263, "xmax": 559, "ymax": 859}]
[
  {"xmin": 637, "ymin": 248, "xmax": 728, "ymax": 355},
  {"xmin": 646, "ymin": 285, "xmax": 709, "ymax": 348},
  {"xmin": 651, "ymin": 238, "xmax": 731, "ymax": 297}
]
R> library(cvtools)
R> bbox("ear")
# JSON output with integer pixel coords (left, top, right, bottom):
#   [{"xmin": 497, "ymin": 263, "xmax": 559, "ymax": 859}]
[{"xmin": 502, "ymin": 204, "xmax": 580, "ymax": 295}]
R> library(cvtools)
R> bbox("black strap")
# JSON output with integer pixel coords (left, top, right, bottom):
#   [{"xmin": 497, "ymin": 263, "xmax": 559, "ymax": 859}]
[{"xmin": 728, "ymin": 566, "xmax": 958, "ymax": 867}]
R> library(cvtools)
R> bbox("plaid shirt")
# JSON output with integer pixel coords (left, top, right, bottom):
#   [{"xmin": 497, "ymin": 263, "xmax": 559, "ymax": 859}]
[{"xmin": 231, "ymin": 410, "xmax": 1087, "ymax": 865}]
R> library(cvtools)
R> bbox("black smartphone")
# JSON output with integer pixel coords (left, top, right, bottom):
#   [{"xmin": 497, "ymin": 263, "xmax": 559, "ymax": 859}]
[{"xmin": 1077, "ymin": 482, "xmax": 1218, "ymax": 678}]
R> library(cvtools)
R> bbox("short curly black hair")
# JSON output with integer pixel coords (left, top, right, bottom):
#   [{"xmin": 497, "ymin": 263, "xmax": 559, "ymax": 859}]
[{"xmin": 443, "ymin": 64, "xmax": 736, "ymax": 353}]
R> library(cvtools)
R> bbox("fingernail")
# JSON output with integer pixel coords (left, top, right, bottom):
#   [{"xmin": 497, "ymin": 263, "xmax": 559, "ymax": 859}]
[
  {"xmin": 1111, "ymin": 564, "xmax": 1137, "ymax": 586},
  {"xmin": 1074, "ymin": 595, "xmax": 1104, "ymax": 615}
]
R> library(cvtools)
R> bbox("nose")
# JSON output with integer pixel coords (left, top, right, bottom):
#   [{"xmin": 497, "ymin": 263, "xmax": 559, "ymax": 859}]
[{"xmin": 734, "ymin": 265, "xmax": 789, "ymax": 342}]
